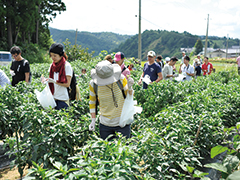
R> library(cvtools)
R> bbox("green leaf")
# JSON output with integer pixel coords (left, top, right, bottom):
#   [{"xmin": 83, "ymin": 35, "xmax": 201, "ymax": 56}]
[
  {"xmin": 186, "ymin": 166, "xmax": 195, "ymax": 173},
  {"xmin": 211, "ymin": 145, "xmax": 228, "ymax": 158},
  {"xmin": 226, "ymin": 171, "xmax": 240, "ymax": 180},
  {"xmin": 236, "ymin": 122, "xmax": 240, "ymax": 130},
  {"xmin": 204, "ymin": 163, "xmax": 228, "ymax": 173}
]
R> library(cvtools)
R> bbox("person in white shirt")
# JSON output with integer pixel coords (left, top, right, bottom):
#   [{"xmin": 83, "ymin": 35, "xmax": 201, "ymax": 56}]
[
  {"xmin": 42, "ymin": 43, "xmax": 73, "ymax": 110},
  {"xmin": 181, "ymin": 51, "xmax": 186, "ymax": 64},
  {"xmin": 162, "ymin": 56, "xmax": 179, "ymax": 80},
  {"xmin": 179, "ymin": 55, "xmax": 194, "ymax": 81}
]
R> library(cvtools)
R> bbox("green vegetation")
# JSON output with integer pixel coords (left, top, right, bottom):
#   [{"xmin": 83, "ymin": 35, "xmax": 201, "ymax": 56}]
[
  {"xmin": 50, "ymin": 28, "xmax": 132, "ymax": 56},
  {"xmin": 0, "ymin": 51, "xmax": 240, "ymax": 179}
]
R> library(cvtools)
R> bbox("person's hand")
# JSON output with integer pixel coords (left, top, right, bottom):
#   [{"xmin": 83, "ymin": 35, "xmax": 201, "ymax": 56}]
[
  {"xmin": 10, "ymin": 70, "xmax": 15, "ymax": 76},
  {"xmin": 40, "ymin": 76, "xmax": 47, "ymax": 84},
  {"xmin": 89, "ymin": 118, "xmax": 96, "ymax": 131},
  {"xmin": 127, "ymin": 77, "xmax": 134, "ymax": 90},
  {"xmin": 173, "ymin": 74, "xmax": 179, "ymax": 77},
  {"xmin": 47, "ymin": 78, "xmax": 56, "ymax": 83},
  {"xmin": 138, "ymin": 79, "xmax": 142, "ymax": 85}
]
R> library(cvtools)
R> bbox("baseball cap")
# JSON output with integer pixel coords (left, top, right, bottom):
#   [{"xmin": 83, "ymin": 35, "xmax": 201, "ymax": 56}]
[
  {"xmin": 147, "ymin": 51, "xmax": 156, "ymax": 57},
  {"xmin": 114, "ymin": 52, "xmax": 125, "ymax": 61},
  {"xmin": 165, "ymin": 57, "xmax": 170, "ymax": 62}
]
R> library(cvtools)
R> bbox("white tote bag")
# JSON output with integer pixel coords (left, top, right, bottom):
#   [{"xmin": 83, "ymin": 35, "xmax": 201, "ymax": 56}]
[
  {"xmin": 119, "ymin": 91, "xmax": 142, "ymax": 128},
  {"xmin": 34, "ymin": 83, "xmax": 57, "ymax": 109}
]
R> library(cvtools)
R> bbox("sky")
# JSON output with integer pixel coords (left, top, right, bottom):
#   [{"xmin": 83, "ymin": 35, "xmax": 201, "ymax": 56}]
[{"xmin": 49, "ymin": 0, "xmax": 240, "ymax": 39}]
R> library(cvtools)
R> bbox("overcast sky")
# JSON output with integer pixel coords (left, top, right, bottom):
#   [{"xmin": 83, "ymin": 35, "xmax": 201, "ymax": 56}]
[{"xmin": 50, "ymin": 0, "xmax": 240, "ymax": 39}]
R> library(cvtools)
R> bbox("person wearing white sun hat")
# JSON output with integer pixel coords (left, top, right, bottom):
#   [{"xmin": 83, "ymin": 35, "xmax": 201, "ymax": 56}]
[{"xmin": 89, "ymin": 60, "xmax": 134, "ymax": 140}]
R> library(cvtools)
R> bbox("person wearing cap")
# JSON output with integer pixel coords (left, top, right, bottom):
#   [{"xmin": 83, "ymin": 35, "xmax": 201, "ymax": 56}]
[
  {"xmin": 156, "ymin": 55, "xmax": 164, "ymax": 69},
  {"xmin": 88, "ymin": 60, "xmax": 134, "ymax": 140},
  {"xmin": 162, "ymin": 56, "xmax": 179, "ymax": 80},
  {"xmin": 138, "ymin": 50, "xmax": 163, "ymax": 89},
  {"xmin": 10, "ymin": 46, "xmax": 31, "ymax": 86},
  {"xmin": 165, "ymin": 57, "xmax": 170, "ymax": 64},
  {"xmin": 181, "ymin": 51, "xmax": 186, "ymax": 64},
  {"xmin": 195, "ymin": 61, "xmax": 202, "ymax": 77},
  {"xmin": 114, "ymin": 52, "xmax": 130, "ymax": 78},
  {"xmin": 43, "ymin": 43, "xmax": 73, "ymax": 110},
  {"xmin": 202, "ymin": 57, "xmax": 213, "ymax": 76},
  {"xmin": 193, "ymin": 58, "xmax": 199, "ymax": 68},
  {"xmin": 236, "ymin": 56, "xmax": 240, "ymax": 75},
  {"xmin": 179, "ymin": 55, "xmax": 194, "ymax": 81},
  {"xmin": 104, "ymin": 55, "xmax": 113, "ymax": 64},
  {"xmin": 197, "ymin": 54, "xmax": 202, "ymax": 65}
]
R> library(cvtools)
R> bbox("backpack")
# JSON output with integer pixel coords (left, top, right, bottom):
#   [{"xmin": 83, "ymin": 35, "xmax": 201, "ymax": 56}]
[
  {"xmin": 93, "ymin": 79, "xmax": 126, "ymax": 115},
  {"xmin": 67, "ymin": 70, "xmax": 81, "ymax": 101}
]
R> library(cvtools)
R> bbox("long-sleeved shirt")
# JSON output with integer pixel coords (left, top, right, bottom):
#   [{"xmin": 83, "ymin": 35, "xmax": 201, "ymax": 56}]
[
  {"xmin": 89, "ymin": 74, "xmax": 128, "ymax": 127},
  {"xmin": 121, "ymin": 63, "xmax": 130, "ymax": 78}
]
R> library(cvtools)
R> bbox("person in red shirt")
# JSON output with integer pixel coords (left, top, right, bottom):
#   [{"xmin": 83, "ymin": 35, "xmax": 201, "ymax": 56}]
[{"xmin": 202, "ymin": 57, "xmax": 213, "ymax": 76}]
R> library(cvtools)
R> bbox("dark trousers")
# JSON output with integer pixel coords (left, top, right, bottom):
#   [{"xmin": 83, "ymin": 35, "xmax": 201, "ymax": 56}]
[
  {"xmin": 99, "ymin": 123, "xmax": 131, "ymax": 141},
  {"xmin": 55, "ymin": 100, "xmax": 69, "ymax": 110}
]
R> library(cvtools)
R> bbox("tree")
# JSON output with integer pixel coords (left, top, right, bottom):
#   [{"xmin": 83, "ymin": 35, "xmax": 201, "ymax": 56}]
[
  {"xmin": 0, "ymin": 0, "xmax": 66, "ymax": 49},
  {"xmin": 194, "ymin": 39, "xmax": 203, "ymax": 55},
  {"xmin": 213, "ymin": 43, "xmax": 219, "ymax": 49}
]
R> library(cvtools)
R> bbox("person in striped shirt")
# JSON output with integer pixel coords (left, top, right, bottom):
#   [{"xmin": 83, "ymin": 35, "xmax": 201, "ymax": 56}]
[{"xmin": 89, "ymin": 60, "xmax": 134, "ymax": 140}]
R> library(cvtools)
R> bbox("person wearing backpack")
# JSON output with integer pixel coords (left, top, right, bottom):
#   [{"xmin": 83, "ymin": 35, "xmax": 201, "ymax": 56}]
[
  {"xmin": 88, "ymin": 60, "xmax": 134, "ymax": 140},
  {"xmin": 10, "ymin": 46, "xmax": 31, "ymax": 86},
  {"xmin": 43, "ymin": 43, "xmax": 73, "ymax": 110}
]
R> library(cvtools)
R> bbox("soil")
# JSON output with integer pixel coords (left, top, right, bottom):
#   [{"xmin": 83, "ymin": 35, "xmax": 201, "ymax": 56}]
[{"xmin": 0, "ymin": 167, "xmax": 28, "ymax": 180}]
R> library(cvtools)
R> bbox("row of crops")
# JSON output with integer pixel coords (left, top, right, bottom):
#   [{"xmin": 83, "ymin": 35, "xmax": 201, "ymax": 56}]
[{"xmin": 0, "ymin": 56, "xmax": 240, "ymax": 179}]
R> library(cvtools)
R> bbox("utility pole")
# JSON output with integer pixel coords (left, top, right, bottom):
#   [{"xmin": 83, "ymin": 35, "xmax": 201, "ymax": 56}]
[
  {"xmin": 226, "ymin": 34, "xmax": 229, "ymax": 60},
  {"xmin": 138, "ymin": 0, "xmax": 142, "ymax": 63},
  {"xmin": 75, "ymin": 28, "xmax": 78, "ymax": 46},
  {"xmin": 204, "ymin": 14, "xmax": 209, "ymax": 58}
]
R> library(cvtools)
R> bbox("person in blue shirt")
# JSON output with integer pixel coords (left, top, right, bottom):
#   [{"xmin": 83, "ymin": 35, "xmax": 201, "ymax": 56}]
[{"xmin": 138, "ymin": 51, "xmax": 163, "ymax": 89}]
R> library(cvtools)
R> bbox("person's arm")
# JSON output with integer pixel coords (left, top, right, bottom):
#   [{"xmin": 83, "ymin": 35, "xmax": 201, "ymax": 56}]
[
  {"xmin": 179, "ymin": 64, "xmax": 183, "ymax": 74},
  {"xmin": 186, "ymin": 67, "xmax": 195, "ymax": 77},
  {"xmin": 25, "ymin": 72, "xmax": 30, "ymax": 83},
  {"xmin": 155, "ymin": 72, "xmax": 163, "ymax": 83},
  {"xmin": 55, "ymin": 76, "xmax": 72, "ymax": 87},
  {"xmin": 138, "ymin": 72, "xmax": 144, "ymax": 85}
]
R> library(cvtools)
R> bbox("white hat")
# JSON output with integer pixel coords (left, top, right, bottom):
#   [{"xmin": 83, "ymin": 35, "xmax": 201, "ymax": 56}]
[
  {"xmin": 147, "ymin": 51, "xmax": 156, "ymax": 57},
  {"xmin": 91, "ymin": 60, "xmax": 121, "ymax": 86},
  {"xmin": 165, "ymin": 57, "xmax": 170, "ymax": 62}
]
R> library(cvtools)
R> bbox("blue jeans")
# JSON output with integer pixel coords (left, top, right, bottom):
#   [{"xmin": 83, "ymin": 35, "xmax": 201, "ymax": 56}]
[
  {"xmin": 55, "ymin": 100, "xmax": 69, "ymax": 110},
  {"xmin": 99, "ymin": 123, "xmax": 131, "ymax": 141}
]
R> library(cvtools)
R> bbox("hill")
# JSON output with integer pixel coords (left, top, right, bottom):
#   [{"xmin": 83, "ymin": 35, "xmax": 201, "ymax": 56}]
[
  {"xmin": 49, "ymin": 28, "xmax": 132, "ymax": 56},
  {"xmin": 113, "ymin": 30, "xmax": 240, "ymax": 60}
]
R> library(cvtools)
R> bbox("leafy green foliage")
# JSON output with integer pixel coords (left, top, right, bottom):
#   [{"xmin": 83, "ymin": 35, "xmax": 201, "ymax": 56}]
[{"xmin": 0, "ymin": 55, "xmax": 240, "ymax": 179}]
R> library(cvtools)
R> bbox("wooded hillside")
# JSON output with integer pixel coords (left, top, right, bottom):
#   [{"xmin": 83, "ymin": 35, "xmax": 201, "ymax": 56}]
[{"xmin": 50, "ymin": 28, "xmax": 132, "ymax": 56}]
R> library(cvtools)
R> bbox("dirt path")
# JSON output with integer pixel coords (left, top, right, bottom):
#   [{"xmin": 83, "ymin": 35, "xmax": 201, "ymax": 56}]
[{"xmin": 0, "ymin": 167, "xmax": 28, "ymax": 180}]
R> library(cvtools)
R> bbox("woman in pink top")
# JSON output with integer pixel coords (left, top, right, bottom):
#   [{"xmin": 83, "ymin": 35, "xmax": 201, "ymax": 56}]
[{"xmin": 114, "ymin": 52, "xmax": 130, "ymax": 78}]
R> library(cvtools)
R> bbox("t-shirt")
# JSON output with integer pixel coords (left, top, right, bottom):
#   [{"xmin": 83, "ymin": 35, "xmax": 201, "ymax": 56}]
[
  {"xmin": 162, "ymin": 64, "xmax": 173, "ymax": 80},
  {"xmin": 10, "ymin": 59, "xmax": 30, "ymax": 86},
  {"xmin": 202, "ymin": 62, "xmax": 213, "ymax": 75},
  {"xmin": 143, "ymin": 62, "xmax": 162, "ymax": 89},
  {"xmin": 121, "ymin": 63, "xmax": 130, "ymax": 78},
  {"xmin": 195, "ymin": 66, "xmax": 202, "ymax": 76},
  {"xmin": 181, "ymin": 64, "xmax": 194, "ymax": 81},
  {"xmin": 0, "ymin": 70, "xmax": 10, "ymax": 87},
  {"xmin": 49, "ymin": 62, "xmax": 73, "ymax": 101}
]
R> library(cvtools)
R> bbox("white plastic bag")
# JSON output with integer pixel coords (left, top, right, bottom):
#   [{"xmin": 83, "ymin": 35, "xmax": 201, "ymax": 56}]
[
  {"xmin": 119, "ymin": 91, "xmax": 142, "ymax": 128},
  {"xmin": 34, "ymin": 83, "xmax": 56, "ymax": 109},
  {"xmin": 141, "ymin": 75, "xmax": 151, "ymax": 85}
]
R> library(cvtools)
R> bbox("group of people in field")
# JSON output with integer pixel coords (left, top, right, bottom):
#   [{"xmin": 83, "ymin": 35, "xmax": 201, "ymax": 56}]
[{"xmin": 1, "ymin": 43, "xmax": 240, "ymax": 141}]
